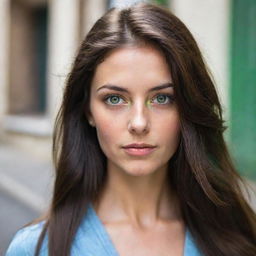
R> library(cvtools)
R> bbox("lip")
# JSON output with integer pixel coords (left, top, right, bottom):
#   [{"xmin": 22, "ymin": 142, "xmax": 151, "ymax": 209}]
[
  {"xmin": 123, "ymin": 147, "xmax": 156, "ymax": 156},
  {"xmin": 122, "ymin": 143, "xmax": 157, "ymax": 156},
  {"xmin": 122, "ymin": 143, "xmax": 156, "ymax": 149}
]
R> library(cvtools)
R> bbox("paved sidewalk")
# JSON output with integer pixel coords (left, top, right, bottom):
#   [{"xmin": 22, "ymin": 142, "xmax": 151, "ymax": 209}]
[
  {"xmin": 0, "ymin": 143, "xmax": 54, "ymax": 213},
  {"xmin": 0, "ymin": 142, "xmax": 54, "ymax": 253}
]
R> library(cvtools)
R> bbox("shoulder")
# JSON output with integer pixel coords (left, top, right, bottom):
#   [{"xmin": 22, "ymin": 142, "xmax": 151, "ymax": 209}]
[{"xmin": 5, "ymin": 221, "xmax": 47, "ymax": 256}]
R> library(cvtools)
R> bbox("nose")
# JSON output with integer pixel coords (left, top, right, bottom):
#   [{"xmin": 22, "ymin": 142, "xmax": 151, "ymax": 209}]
[{"xmin": 128, "ymin": 102, "xmax": 150, "ymax": 135}]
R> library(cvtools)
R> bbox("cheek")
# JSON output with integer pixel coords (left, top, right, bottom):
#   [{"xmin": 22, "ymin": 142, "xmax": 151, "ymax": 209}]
[
  {"xmin": 171, "ymin": 118, "xmax": 180, "ymax": 135},
  {"xmin": 94, "ymin": 115, "xmax": 121, "ymax": 149},
  {"xmin": 159, "ymin": 113, "xmax": 180, "ymax": 143}
]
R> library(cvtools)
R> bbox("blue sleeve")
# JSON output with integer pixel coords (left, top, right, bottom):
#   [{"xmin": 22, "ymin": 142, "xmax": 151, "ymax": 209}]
[{"xmin": 5, "ymin": 222, "xmax": 47, "ymax": 256}]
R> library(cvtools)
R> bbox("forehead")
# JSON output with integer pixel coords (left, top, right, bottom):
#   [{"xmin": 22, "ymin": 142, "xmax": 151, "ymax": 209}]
[{"xmin": 91, "ymin": 45, "xmax": 172, "ymax": 92}]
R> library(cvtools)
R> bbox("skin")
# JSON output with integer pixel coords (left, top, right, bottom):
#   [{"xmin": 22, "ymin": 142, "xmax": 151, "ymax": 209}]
[{"xmin": 88, "ymin": 44, "xmax": 185, "ymax": 255}]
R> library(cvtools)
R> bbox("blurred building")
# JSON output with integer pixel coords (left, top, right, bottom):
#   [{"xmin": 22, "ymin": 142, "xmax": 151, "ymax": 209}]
[{"xmin": 0, "ymin": 0, "xmax": 255, "ymax": 179}]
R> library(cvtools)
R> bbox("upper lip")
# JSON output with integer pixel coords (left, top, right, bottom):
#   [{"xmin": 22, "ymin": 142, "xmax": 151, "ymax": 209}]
[{"xmin": 122, "ymin": 143, "xmax": 156, "ymax": 148}]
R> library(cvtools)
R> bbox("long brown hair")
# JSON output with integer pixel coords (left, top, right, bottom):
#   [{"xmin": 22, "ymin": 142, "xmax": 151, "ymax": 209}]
[{"xmin": 35, "ymin": 3, "xmax": 256, "ymax": 256}]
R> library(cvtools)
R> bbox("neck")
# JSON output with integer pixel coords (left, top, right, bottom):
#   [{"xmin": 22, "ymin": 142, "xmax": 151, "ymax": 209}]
[{"xmin": 93, "ymin": 163, "xmax": 182, "ymax": 229}]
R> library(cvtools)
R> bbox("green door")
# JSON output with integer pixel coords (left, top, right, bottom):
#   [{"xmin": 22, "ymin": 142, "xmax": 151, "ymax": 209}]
[{"xmin": 230, "ymin": 0, "xmax": 256, "ymax": 180}]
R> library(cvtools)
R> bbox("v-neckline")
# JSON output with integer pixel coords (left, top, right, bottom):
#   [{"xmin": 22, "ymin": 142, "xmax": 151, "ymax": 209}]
[{"xmin": 87, "ymin": 203, "xmax": 196, "ymax": 256}]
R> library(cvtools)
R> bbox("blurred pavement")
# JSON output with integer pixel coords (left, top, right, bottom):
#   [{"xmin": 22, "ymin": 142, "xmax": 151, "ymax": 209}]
[{"xmin": 0, "ymin": 142, "xmax": 53, "ymax": 254}]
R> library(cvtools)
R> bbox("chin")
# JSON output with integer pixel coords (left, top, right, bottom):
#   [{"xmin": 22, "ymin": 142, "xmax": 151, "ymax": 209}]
[
  {"xmin": 125, "ymin": 170, "xmax": 152, "ymax": 177},
  {"xmin": 123, "ymin": 165, "xmax": 160, "ymax": 177}
]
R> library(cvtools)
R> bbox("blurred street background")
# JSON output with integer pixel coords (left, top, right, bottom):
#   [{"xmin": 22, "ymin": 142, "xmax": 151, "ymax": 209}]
[{"xmin": 0, "ymin": 0, "xmax": 255, "ymax": 254}]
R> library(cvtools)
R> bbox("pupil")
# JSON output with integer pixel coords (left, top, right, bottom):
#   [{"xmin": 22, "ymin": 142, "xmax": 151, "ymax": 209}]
[
  {"xmin": 157, "ymin": 95, "xmax": 166, "ymax": 103},
  {"xmin": 111, "ymin": 96, "xmax": 119, "ymax": 104}
]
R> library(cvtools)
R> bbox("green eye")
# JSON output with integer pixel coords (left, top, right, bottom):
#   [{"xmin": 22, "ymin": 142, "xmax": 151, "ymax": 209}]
[
  {"xmin": 104, "ymin": 95, "xmax": 125, "ymax": 105},
  {"xmin": 157, "ymin": 95, "xmax": 167, "ymax": 103},
  {"xmin": 152, "ymin": 94, "xmax": 173, "ymax": 104},
  {"xmin": 103, "ymin": 93, "xmax": 174, "ymax": 106},
  {"xmin": 109, "ymin": 96, "xmax": 120, "ymax": 104}
]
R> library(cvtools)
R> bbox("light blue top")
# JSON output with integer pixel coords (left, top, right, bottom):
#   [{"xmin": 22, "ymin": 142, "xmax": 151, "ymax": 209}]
[{"xmin": 6, "ymin": 203, "xmax": 202, "ymax": 256}]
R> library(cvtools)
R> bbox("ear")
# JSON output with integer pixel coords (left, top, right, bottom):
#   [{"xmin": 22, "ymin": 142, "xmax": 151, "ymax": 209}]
[
  {"xmin": 88, "ymin": 119, "xmax": 95, "ymax": 127},
  {"xmin": 85, "ymin": 109, "xmax": 95, "ymax": 127}
]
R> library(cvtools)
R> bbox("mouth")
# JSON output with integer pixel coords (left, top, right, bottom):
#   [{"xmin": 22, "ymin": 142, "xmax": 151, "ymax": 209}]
[
  {"xmin": 122, "ymin": 143, "xmax": 156, "ymax": 149},
  {"xmin": 122, "ymin": 143, "xmax": 157, "ymax": 156}
]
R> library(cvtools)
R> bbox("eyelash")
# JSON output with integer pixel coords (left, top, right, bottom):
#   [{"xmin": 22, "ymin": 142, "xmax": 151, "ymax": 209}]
[{"xmin": 102, "ymin": 93, "xmax": 175, "ymax": 106}]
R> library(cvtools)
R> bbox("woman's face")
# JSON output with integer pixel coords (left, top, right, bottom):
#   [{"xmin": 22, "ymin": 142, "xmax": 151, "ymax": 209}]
[{"xmin": 88, "ymin": 44, "xmax": 180, "ymax": 176}]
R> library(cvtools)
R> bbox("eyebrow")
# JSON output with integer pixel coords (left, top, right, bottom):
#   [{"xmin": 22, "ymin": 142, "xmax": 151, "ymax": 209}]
[{"xmin": 96, "ymin": 82, "xmax": 174, "ymax": 93}]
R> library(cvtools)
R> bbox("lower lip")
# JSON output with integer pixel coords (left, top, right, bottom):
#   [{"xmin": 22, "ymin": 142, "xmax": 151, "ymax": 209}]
[{"xmin": 123, "ymin": 147, "xmax": 156, "ymax": 156}]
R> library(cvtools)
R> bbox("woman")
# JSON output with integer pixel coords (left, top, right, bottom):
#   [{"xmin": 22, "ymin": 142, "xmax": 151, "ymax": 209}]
[{"xmin": 6, "ymin": 3, "xmax": 256, "ymax": 256}]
